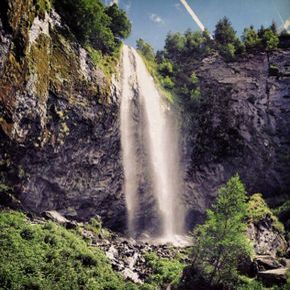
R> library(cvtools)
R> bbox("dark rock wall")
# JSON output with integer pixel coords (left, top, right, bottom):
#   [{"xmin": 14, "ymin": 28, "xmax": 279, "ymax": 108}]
[
  {"xmin": 183, "ymin": 51, "xmax": 290, "ymax": 228},
  {"xmin": 0, "ymin": 2, "xmax": 126, "ymax": 230}
]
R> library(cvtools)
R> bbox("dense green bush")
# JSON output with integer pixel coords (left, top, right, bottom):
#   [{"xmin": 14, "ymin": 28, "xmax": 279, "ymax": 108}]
[
  {"xmin": 0, "ymin": 211, "xmax": 135, "ymax": 290},
  {"xmin": 54, "ymin": 0, "xmax": 131, "ymax": 54},
  {"xmin": 143, "ymin": 252, "xmax": 185, "ymax": 288}
]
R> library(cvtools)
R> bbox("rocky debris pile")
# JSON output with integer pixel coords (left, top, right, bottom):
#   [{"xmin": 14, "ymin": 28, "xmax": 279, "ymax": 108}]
[
  {"xmin": 41, "ymin": 211, "xmax": 190, "ymax": 284},
  {"xmin": 92, "ymin": 236, "xmax": 190, "ymax": 284}
]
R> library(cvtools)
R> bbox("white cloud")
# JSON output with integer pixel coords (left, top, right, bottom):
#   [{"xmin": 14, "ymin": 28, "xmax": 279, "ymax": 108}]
[
  {"xmin": 105, "ymin": 0, "xmax": 118, "ymax": 6},
  {"xmin": 284, "ymin": 17, "xmax": 290, "ymax": 31},
  {"xmin": 149, "ymin": 13, "xmax": 164, "ymax": 24}
]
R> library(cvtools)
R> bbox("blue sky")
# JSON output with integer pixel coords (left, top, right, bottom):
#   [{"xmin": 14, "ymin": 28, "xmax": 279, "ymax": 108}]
[{"xmin": 105, "ymin": 0, "xmax": 290, "ymax": 50}]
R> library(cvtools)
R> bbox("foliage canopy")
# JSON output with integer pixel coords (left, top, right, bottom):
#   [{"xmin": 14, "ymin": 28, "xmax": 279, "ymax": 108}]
[{"xmin": 54, "ymin": 0, "xmax": 131, "ymax": 54}]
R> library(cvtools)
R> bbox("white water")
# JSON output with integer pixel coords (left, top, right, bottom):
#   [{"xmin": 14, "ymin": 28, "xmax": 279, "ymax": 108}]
[
  {"xmin": 120, "ymin": 46, "xmax": 139, "ymax": 236},
  {"xmin": 120, "ymin": 45, "xmax": 185, "ymax": 243}
]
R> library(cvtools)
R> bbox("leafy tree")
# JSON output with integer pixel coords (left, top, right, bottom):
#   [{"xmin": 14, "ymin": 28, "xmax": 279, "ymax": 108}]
[
  {"xmin": 192, "ymin": 175, "xmax": 252, "ymax": 288},
  {"xmin": 158, "ymin": 60, "xmax": 174, "ymax": 77},
  {"xmin": 214, "ymin": 17, "xmax": 237, "ymax": 46},
  {"xmin": 54, "ymin": 0, "xmax": 131, "ymax": 53},
  {"xmin": 214, "ymin": 17, "xmax": 241, "ymax": 60},
  {"xmin": 136, "ymin": 38, "xmax": 155, "ymax": 61},
  {"xmin": 105, "ymin": 3, "xmax": 131, "ymax": 39},
  {"xmin": 242, "ymin": 26, "xmax": 261, "ymax": 51},
  {"xmin": 260, "ymin": 28, "xmax": 279, "ymax": 51},
  {"xmin": 164, "ymin": 32, "xmax": 186, "ymax": 62}
]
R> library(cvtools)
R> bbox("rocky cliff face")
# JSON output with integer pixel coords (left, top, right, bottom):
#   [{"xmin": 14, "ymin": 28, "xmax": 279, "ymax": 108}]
[
  {"xmin": 1, "ymin": 1, "xmax": 290, "ymax": 232},
  {"xmin": 183, "ymin": 51, "xmax": 290, "ymax": 227},
  {"xmin": 0, "ymin": 1, "xmax": 126, "ymax": 230}
]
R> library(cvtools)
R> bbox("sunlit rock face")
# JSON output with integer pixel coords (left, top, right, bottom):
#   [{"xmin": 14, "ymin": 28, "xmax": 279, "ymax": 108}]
[
  {"xmin": 0, "ymin": 1, "xmax": 126, "ymax": 231},
  {"xmin": 182, "ymin": 51, "xmax": 290, "ymax": 228}
]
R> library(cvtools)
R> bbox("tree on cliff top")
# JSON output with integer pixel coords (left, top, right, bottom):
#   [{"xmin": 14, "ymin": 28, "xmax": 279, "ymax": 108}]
[
  {"xmin": 54, "ymin": 0, "xmax": 131, "ymax": 53},
  {"xmin": 192, "ymin": 175, "xmax": 252, "ymax": 288},
  {"xmin": 214, "ymin": 17, "xmax": 237, "ymax": 46}
]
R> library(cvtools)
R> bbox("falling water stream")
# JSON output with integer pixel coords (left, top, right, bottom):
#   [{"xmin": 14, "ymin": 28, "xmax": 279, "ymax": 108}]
[{"xmin": 120, "ymin": 45, "xmax": 187, "ymax": 245}]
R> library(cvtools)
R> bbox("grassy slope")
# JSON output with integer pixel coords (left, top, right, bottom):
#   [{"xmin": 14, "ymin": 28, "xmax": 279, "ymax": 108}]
[
  {"xmin": 0, "ymin": 210, "xmax": 189, "ymax": 290},
  {"xmin": 0, "ymin": 210, "xmax": 137, "ymax": 290}
]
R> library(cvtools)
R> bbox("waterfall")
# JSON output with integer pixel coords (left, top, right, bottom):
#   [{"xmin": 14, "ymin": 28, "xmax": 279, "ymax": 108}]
[{"xmin": 120, "ymin": 45, "xmax": 185, "ymax": 244}]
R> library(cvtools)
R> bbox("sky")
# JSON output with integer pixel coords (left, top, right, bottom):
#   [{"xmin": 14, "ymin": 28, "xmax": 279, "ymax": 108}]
[{"xmin": 104, "ymin": 0, "xmax": 290, "ymax": 50}]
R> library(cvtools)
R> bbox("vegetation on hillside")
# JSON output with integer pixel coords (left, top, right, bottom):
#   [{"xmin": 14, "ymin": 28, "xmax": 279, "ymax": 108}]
[
  {"xmin": 0, "ymin": 211, "xmax": 136, "ymax": 290},
  {"xmin": 54, "ymin": 0, "xmax": 131, "ymax": 54},
  {"xmin": 136, "ymin": 17, "xmax": 289, "ymax": 120},
  {"xmin": 179, "ymin": 175, "xmax": 289, "ymax": 290},
  {"xmin": 0, "ymin": 210, "xmax": 192, "ymax": 290},
  {"xmin": 53, "ymin": 0, "xmax": 131, "ymax": 81}
]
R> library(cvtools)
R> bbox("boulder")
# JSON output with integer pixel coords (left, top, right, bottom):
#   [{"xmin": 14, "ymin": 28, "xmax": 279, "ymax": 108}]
[
  {"xmin": 247, "ymin": 217, "xmax": 287, "ymax": 256},
  {"xmin": 122, "ymin": 268, "xmax": 142, "ymax": 284},
  {"xmin": 42, "ymin": 210, "xmax": 69, "ymax": 223},
  {"xmin": 258, "ymin": 268, "xmax": 288, "ymax": 286},
  {"xmin": 254, "ymin": 255, "xmax": 283, "ymax": 271}
]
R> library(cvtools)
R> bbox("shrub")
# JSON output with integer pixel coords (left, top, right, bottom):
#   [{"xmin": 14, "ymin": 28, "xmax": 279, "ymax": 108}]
[
  {"xmin": 136, "ymin": 38, "xmax": 155, "ymax": 61},
  {"xmin": 161, "ymin": 76, "xmax": 174, "ymax": 89},
  {"xmin": 143, "ymin": 252, "xmax": 185, "ymax": 288},
  {"xmin": 221, "ymin": 43, "xmax": 236, "ymax": 61}
]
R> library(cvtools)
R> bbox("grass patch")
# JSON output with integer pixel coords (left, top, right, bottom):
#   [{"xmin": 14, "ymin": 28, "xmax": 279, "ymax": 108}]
[{"xmin": 0, "ymin": 210, "xmax": 137, "ymax": 290}]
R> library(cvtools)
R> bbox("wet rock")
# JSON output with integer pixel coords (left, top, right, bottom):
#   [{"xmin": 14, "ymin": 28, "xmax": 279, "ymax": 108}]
[
  {"xmin": 0, "ymin": 1, "xmax": 125, "ymax": 232},
  {"xmin": 255, "ymin": 255, "xmax": 283, "ymax": 271},
  {"xmin": 123, "ymin": 268, "xmax": 142, "ymax": 284},
  {"xmin": 258, "ymin": 268, "xmax": 288, "ymax": 286},
  {"xmin": 42, "ymin": 210, "xmax": 69, "ymax": 224}
]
